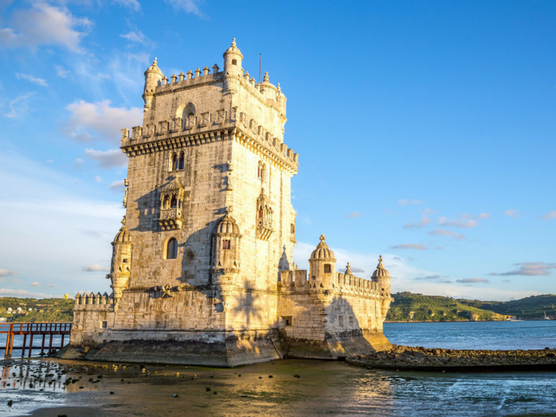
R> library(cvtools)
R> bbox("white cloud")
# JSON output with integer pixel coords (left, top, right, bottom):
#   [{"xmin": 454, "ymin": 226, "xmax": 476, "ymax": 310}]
[
  {"xmin": 55, "ymin": 65, "xmax": 70, "ymax": 78},
  {"xmin": 114, "ymin": 0, "xmax": 141, "ymax": 11},
  {"xmin": 95, "ymin": 175, "xmax": 103, "ymax": 183},
  {"xmin": 503, "ymin": 209, "xmax": 519, "ymax": 218},
  {"xmin": 0, "ymin": 3, "xmax": 91, "ymax": 52},
  {"xmin": 438, "ymin": 213, "xmax": 490, "ymax": 228},
  {"xmin": 428, "ymin": 228, "xmax": 464, "ymax": 240},
  {"xmin": 164, "ymin": 0, "xmax": 203, "ymax": 16},
  {"xmin": 346, "ymin": 211, "xmax": 361, "ymax": 218},
  {"xmin": 491, "ymin": 262, "xmax": 556, "ymax": 277},
  {"xmin": 0, "ymin": 289, "xmax": 53, "ymax": 298},
  {"xmin": 403, "ymin": 208, "xmax": 432, "ymax": 229},
  {"xmin": 16, "ymin": 73, "xmax": 48, "ymax": 86},
  {"xmin": 4, "ymin": 92, "xmax": 34, "ymax": 118},
  {"xmin": 30, "ymin": 281, "xmax": 41, "ymax": 287},
  {"xmin": 398, "ymin": 199, "xmax": 424, "ymax": 206},
  {"xmin": 82, "ymin": 264, "xmax": 109, "ymax": 272},
  {"xmin": 86, "ymin": 149, "xmax": 127, "ymax": 169},
  {"xmin": 63, "ymin": 99, "xmax": 143, "ymax": 143},
  {"xmin": 391, "ymin": 243, "xmax": 428, "ymax": 250},
  {"xmin": 120, "ymin": 30, "xmax": 153, "ymax": 47},
  {"xmin": 109, "ymin": 179, "xmax": 125, "ymax": 191},
  {"xmin": 0, "ymin": 268, "xmax": 17, "ymax": 277},
  {"xmin": 540, "ymin": 211, "xmax": 556, "ymax": 220}
]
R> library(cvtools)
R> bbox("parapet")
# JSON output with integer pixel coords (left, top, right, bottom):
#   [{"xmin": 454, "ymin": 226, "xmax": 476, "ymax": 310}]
[{"xmin": 74, "ymin": 292, "xmax": 114, "ymax": 309}]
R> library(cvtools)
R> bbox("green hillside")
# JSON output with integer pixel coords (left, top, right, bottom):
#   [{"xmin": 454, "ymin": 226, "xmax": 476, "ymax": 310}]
[
  {"xmin": 0, "ymin": 297, "xmax": 73, "ymax": 323},
  {"xmin": 387, "ymin": 292, "xmax": 556, "ymax": 322}
]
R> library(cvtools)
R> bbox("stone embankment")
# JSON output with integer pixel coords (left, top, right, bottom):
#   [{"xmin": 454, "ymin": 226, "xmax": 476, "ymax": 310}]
[{"xmin": 346, "ymin": 345, "xmax": 556, "ymax": 372}]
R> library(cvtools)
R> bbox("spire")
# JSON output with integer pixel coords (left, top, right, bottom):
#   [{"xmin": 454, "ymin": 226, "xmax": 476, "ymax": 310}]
[
  {"xmin": 317, "ymin": 234, "xmax": 328, "ymax": 248},
  {"xmin": 345, "ymin": 262, "xmax": 352, "ymax": 275}
]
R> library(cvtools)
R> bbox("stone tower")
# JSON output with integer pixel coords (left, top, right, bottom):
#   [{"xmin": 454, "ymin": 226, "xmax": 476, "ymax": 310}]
[{"xmin": 69, "ymin": 40, "xmax": 392, "ymax": 366}]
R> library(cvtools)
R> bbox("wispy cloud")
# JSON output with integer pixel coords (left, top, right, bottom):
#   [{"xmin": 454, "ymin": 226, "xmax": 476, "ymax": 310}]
[
  {"xmin": 346, "ymin": 211, "xmax": 361, "ymax": 219},
  {"xmin": 114, "ymin": 0, "xmax": 141, "ymax": 12},
  {"xmin": 30, "ymin": 281, "xmax": 41, "ymax": 287},
  {"xmin": 438, "ymin": 213, "xmax": 490, "ymax": 228},
  {"xmin": 16, "ymin": 73, "xmax": 48, "ymax": 86},
  {"xmin": 503, "ymin": 209, "xmax": 519, "ymax": 218},
  {"xmin": 120, "ymin": 30, "xmax": 153, "ymax": 47},
  {"xmin": 82, "ymin": 264, "xmax": 109, "ymax": 272},
  {"xmin": 391, "ymin": 243, "xmax": 428, "ymax": 250},
  {"xmin": 86, "ymin": 149, "xmax": 127, "ymax": 169},
  {"xmin": 398, "ymin": 199, "xmax": 424, "ymax": 206},
  {"xmin": 4, "ymin": 92, "xmax": 34, "ymax": 118},
  {"xmin": 0, "ymin": 289, "xmax": 53, "ymax": 298},
  {"xmin": 456, "ymin": 278, "xmax": 489, "ymax": 284},
  {"xmin": 55, "ymin": 65, "xmax": 70, "ymax": 78},
  {"xmin": 164, "ymin": 0, "xmax": 204, "ymax": 16},
  {"xmin": 490, "ymin": 262, "xmax": 556, "ymax": 276},
  {"xmin": 428, "ymin": 228, "xmax": 464, "ymax": 240},
  {"xmin": 63, "ymin": 99, "xmax": 142, "ymax": 143},
  {"xmin": 540, "ymin": 211, "xmax": 556, "ymax": 220},
  {"xmin": 0, "ymin": 268, "xmax": 17, "ymax": 277},
  {"xmin": 403, "ymin": 208, "xmax": 432, "ymax": 229},
  {"xmin": 0, "ymin": 3, "xmax": 91, "ymax": 52},
  {"xmin": 415, "ymin": 274, "xmax": 445, "ymax": 280},
  {"xmin": 109, "ymin": 180, "xmax": 125, "ymax": 191}
]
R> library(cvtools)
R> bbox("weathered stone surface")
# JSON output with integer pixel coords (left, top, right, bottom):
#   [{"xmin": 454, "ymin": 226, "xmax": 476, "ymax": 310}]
[{"xmin": 66, "ymin": 40, "xmax": 393, "ymax": 366}]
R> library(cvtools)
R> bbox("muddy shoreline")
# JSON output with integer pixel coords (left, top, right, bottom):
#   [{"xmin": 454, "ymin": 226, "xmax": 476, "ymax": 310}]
[{"xmin": 346, "ymin": 344, "xmax": 556, "ymax": 372}]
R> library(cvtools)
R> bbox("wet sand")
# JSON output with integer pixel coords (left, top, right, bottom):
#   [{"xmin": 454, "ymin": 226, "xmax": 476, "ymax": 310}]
[{"xmin": 2, "ymin": 358, "xmax": 556, "ymax": 417}]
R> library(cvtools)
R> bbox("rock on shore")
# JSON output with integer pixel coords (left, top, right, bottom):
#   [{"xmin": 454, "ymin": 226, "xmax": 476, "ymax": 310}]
[{"xmin": 347, "ymin": 345, "xmax": 556, "ymax": 371}]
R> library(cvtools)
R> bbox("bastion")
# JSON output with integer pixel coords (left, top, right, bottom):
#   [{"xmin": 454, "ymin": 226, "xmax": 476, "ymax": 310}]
[{"xmin": 65, "ymin": 40, "xmax": 394, "ymax": 366}]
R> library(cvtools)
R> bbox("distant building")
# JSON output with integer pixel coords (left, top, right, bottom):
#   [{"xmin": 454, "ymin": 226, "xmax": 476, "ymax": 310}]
[{"xmin": 69, "ymin": 40, "xmax": 393, "ymax": 366}]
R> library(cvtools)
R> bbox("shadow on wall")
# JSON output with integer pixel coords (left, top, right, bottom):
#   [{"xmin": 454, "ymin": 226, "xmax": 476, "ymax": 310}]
[{"xmin": 229, "ymin": 279, "xmax": 264, "ymax": 330}]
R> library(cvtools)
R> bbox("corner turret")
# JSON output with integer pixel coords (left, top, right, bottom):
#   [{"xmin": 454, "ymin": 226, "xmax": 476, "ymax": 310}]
[
  {"xmin": 309, "ymin": 235, "xmax": 336, "ymax": 289},
  {"xmin": 107, "ymin": 217, "xmax": 132, "ymax": 301},
  {"xmin": 371, "ymin": 255, "xmax": 391, "ymax": 296},
  {"xmin": 143, "ymin": 58, "xmax": 163, "ymax": 111},
  {"xmin": 223, "ymin": 38, "xmax": 243, "ymax": 76}
]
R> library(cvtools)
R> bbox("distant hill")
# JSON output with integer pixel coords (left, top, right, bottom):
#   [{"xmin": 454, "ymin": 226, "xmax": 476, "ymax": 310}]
[
  {"xmin": 387, "ymin": 292, "xmax": 556, "ymax": 322},
  {"xmin": 0, "ymin": 297, "xmax": 73, "ymax": 323}
]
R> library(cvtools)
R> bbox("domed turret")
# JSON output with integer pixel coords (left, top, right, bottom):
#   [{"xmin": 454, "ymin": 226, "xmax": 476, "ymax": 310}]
[
  {"xmin": 216, "ymin": 214, "xmax": 241, "ymax": 236},
  {"xmin": 310, "ymin": 234, "xmax": 336, "ymax": 261},
  {"xmin": 223, "ymin": 38, "xmax": 243, "ymax": 76},
  {"xmin": 143, "ymin": 57, "xmax": 163, "ymax": 111},
  {"xmin": 372, "ymin": 255, "xmax": 389, "ymax": 278},
  {"xmin": 109, "ymin": 217, "xmax": 132, "ymax": 302},
  {"xmin": 309, "ymin": 235, "xmax": 336, "ymax": 289}
]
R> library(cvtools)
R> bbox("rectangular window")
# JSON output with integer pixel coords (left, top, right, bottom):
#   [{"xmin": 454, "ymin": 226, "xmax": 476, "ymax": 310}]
[
  {"xmin": 101, "ymin": 321, "xmax": 107, "ymax": 329},
  {"xmin": 222, "ymin": 240, "xmax": 231, "ymax": 250},
  {"xmin": 282, "ymin": 316, "xmax": 292, "ymax": 326},
  {"xmin": 349, "ymin": 316, "xmax": 354, "ymax": 328},
  {"xmin": 339, "ymin": 316, "xmax": 344, "ymax": 327},
  {"xmin": 324, "ymin": 264, "xmax": 331, "ymax": 273}
]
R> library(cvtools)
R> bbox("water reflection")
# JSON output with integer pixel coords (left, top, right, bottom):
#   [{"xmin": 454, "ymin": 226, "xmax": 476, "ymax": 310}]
[{"xmin": 1, "ymin": 359, "xmax": 555, "ymax": 417}]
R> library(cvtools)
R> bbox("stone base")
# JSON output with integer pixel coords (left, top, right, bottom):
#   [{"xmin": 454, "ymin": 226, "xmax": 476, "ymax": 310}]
[
  {"xmin": 282, "ymin": 332, "xmax": 392, "ymax": 360},
  {"xmin": 63, "ymin": 329, "xmax": 283, "ymax": 367}
]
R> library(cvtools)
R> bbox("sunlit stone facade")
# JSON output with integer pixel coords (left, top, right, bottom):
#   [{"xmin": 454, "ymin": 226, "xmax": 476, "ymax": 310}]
[{"xmin": 67, "ymin": 40, "xmax": 393, "ymax": 366}]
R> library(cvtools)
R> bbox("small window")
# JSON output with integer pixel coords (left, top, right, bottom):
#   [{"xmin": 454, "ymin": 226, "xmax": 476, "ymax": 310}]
[
  {"xmin": 232, "ymin": 59, "xmax": 237, "ymax": 65},
  {"xmin": 172, "ymin": 153, "xmax": 178, "ymax": 170},
  {"xmin": 282, "ymin": 316, "xmax": 292, "ymax": 326},
  {"xmin": 171, "ymin": 196, "xmax": 177, "ymax": 208},
  {"xmin": 312, "ymin": 276, "xmax": 316, "ymax": 280},
  {"xmin": 178, "ymin": 152, "xmax": 185, "ymax": 170},
  {"xmin": 339, "ymin": 316, "xmax": 344, "ymax": 327},
  {"xmin": 166, "ymin": 238, "xmax": 178, "ymax": 259},
  {"xmin": 101, "ymin": 321, "xmax": 107, "ymax": 329},
  {"xmin": 349, "ymin": 316, "xmax": 354, "ymax": 328},
  {"xmin": 324, "ymin": 264, "xmax": 331, "ymax": 273},
  {"xmin": 222, "ymin": 240, "xmax": 231, "ymax": 250},
  {"xmin": 290, "ymin": 223, "xmax": 295, "ymax": 234}
]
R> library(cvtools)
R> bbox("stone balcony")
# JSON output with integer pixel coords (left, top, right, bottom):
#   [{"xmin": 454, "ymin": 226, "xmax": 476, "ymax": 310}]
[
  {"xmin": 256, "ymin": 218, "xmax": 273, "ymax": 241},
  {"xmin": 158, "ymin": 208, "xmax": 184, "ymax": 231}
]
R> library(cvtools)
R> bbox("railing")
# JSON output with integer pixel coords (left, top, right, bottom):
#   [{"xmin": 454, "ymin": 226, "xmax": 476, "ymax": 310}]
[{"xmin": 0, "ymin": 322, "xmax": 72, "ymax": 359}]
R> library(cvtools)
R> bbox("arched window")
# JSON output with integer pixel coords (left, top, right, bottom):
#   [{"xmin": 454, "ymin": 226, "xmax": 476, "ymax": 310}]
[
  {"xmin": 172, "ymin": 153, "xmax": 178, "ymax": 170},
  {"xmin": 170, "ymin": 196, "xmax": 177, "ymax": 208},
  {"xmin": 166, "ymin": 238, "xmax": 178, "ymax": 259},
  {"xmin": 178, "ymin": 152, "xmax": 185, "ymax": 170},
  {"xmin": 162, "ymin": 195, "xmax": 170, "ymax": 209}
]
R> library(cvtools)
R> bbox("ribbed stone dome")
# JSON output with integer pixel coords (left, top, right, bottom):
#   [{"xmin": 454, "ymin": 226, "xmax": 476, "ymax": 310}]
[
  {"xmin": 372, "ymin": 255, "xmax": 390, "ymax": 278},
  {"xmin": 310, "ymin": 235, "xmax": 336, "ymax": 260},
  {"xmin": 223, "ymin": 38, "xmax": 243, "ymax": 59},
  {"xmin": 216, "ymin": 215, "xmax": 240, "ymax": 235},
  {"xmin": 113, "ymin": 219, "xmax": 131, "ymax": 243},
  {"xmin": 145, "ymin": 57, "xmax": 162, "ymax": 76}
]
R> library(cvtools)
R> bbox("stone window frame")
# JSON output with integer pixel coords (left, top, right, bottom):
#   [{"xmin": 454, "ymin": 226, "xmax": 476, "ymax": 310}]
[
  {"xmin": 324, "ymin": 264, "xmax": 331, "ymax": 273},
  {"xmin": 164, "ymin": 237, "xmax": 179, "ymax": 260},
  {"xmin": 169, "ymin": 151, "xmax": 186, "ymax": 171},
  {"xmin": 222, "ymin": 239, "xmax": 231, "ymax": 250}
]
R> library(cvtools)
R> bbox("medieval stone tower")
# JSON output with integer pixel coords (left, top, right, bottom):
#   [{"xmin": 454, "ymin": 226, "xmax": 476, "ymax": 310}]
[{"xmin": 68, "ymin": 40, "xmax": 393, "ymax": 366}]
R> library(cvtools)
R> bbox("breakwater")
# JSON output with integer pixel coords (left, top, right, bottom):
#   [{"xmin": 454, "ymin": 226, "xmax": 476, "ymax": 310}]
[{"xmin": 347, "ymin": 344, "xmax": 556, "ymax": 372}]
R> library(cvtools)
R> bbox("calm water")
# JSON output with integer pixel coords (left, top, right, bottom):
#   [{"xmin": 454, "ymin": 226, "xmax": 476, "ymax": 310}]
[
  {"xmin": 384, "ymin": 320, "xmax": 556, "ymax": 350},
  {"xmin": 0, "ymin": 321, "xmax": 555, "ymax": 416}
]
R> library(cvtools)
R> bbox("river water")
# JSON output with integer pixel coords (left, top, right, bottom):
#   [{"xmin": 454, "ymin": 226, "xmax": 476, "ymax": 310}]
[{"xmin": 1, "ymin": 321, "xmax": 555, "ymax": 417}]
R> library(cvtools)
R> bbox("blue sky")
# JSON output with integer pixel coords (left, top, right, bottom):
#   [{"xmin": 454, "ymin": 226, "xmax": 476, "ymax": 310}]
[{"xmin": 0, "ymin": 0, "xmax": 554, "ymax": 301}]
